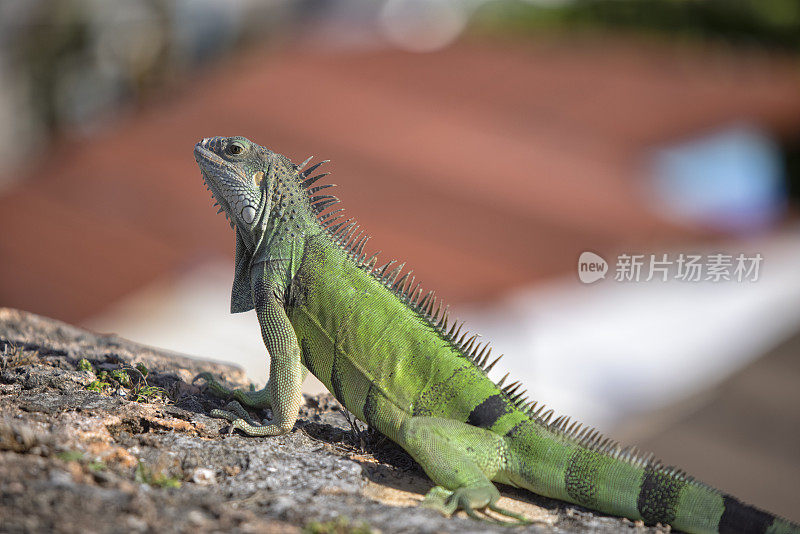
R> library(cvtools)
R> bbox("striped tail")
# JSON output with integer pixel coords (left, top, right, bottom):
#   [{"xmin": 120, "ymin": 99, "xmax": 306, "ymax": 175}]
[{"xmin": 504, "ymin": 421, "xmax": 799, "ymax": 534}]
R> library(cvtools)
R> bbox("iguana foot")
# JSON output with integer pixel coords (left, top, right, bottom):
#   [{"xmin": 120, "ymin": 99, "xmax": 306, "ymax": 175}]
[
  {"xmin": 194, "ymin": 372, "xmax": 272, "ymax": 409},
  {"xmin": 209, "ymin": 400, "xmax": 291, "ymax": 437},
  {"xmin": 210, "ymin": 400, "xmax": 258, "ymax": 424},
  {"xmin": 422, "ymin": 485, "xmax": 531, "ymax": 526}
]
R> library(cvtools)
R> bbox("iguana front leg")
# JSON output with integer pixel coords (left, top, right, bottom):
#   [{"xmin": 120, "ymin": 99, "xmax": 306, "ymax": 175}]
[{"xmin": 208, "ymin": 285, "xmax": 304, "ymax": 437}]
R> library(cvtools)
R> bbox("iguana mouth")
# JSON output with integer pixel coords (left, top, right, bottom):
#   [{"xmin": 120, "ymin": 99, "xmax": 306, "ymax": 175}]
[{"xmin": 194, "ymin": 141, "xmax": 239, "ymax": 227}]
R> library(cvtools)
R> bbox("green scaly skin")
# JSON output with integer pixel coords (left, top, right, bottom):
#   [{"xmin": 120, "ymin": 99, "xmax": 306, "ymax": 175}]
[{"xmin": 193, "ymin": 136, "xmax": 799, "ymax": 533}]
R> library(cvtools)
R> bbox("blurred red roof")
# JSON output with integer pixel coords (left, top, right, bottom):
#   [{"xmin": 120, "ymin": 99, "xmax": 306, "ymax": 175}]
[{"xmin": 2, "ymin": 37, "xmax": 800, "ymax": 323}]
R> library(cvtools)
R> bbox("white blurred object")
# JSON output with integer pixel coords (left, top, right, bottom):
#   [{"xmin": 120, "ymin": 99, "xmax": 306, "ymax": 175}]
[
  {"xmin": 379, "ymin": 0, "xmax": 479, "ymax": 52},
  {"xmin": 648, "ymin": 124, "xmax": 786, "ymax": 233}
]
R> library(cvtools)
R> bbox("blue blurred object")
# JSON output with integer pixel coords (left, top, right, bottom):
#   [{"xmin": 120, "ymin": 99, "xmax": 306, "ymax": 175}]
[{"xmin": 649, "ymin": 125, "xmax": 787, "ymax": 233}]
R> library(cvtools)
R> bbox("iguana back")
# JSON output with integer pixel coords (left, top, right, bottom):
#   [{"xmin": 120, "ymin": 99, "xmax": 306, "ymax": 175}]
[{"xmin": 194, "ymin": 135, "xmax": 799, "ymax": 534}]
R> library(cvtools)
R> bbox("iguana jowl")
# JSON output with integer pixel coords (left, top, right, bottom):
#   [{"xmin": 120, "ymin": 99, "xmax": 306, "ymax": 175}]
[{"xmin": 193, "ymin": 136, "xmax": 798, "ymax": 533}]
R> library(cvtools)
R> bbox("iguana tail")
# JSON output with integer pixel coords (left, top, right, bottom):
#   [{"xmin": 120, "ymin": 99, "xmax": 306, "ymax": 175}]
[{"xmin": 504, "ymin": 420, "xmax": 799, "ymax": 533}]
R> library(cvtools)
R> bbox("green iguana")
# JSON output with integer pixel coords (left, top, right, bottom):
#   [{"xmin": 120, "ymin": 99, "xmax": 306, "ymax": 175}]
[{"xmin": 193, "ymin": 136, "xmax": 798, "ymax": 534}]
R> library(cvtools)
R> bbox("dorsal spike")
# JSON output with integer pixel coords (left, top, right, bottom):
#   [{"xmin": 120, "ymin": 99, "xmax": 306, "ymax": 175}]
[
  {"xmin": 483, "ymin": 353, "xmax": 502, "ymax": 373},
  {"xmin": 410, "ymin": 285, "xmax": 423, "ymax": 306},
  {"xmin": 503, "ymin": 382, "xmax": 521, "ymax": 396},
  {"xmin": 313, "ymin": 198, "xmax": 339, "ymax": 212},
  {"xmin": 336, "ymin": 223, "xmax": 356, "ymax": 239},
  {"xmin": 477, "ymin": 347, "xmax": 492, "ymax": 367},
  {"xmin": 322, "ymin": 215, "xmax": 345, "ymax": 228},
  {"xmin": 393, "ymin": 271, "xmax": 412, "ymax": 291},
  {"xmin": 329, "ymin": 218, "xmax": 354, "ymax": 234},
  {"xmin": 440, "ymin": 307, "xmax": 450, "ymax": 330},
  {"xmin": 425, "ymin": 294, "xmax": 437, "ymax": 316},
  {"xmin": 550, "ymin": 415, "xmax": 569, "ymax": 430},
  {"xmin": 308, "ymin": 184, "xmax": 336, "ymax": 195},
  {"xmin": 470, "ymin": 342, "xmax": 483, "ymax": 360},
  {"xmin": 365, "ymin": 252, "xmax": 380, "ymax": 270},
  {"xmin": 301, "ymin": 160, "xmax": 328, "ymax": 177},
  {"xmin": 386, "ymin": 263, "xmax": 405, "ymax": 284},
  {"xmin": 319, "ymin": 208, "xmax": 345, "ymax": 222},
  {"xmin": 464, "ymin": 334, "xmax": 478, "ymax": 354},
  {"xmin": 345, "ymin": 229, "xmax": 363, "ymax": 250},
  {"xmin": 539, "ymin": 409, "xmax": 554, "ymax": 424},
  {"xmin": 532, "ymin": 404, "xmax": 548, "ymax": 418},
  {"xmin": 310, "ymin": 194, "xmax": 337, "ymax": 204},
  {"xmin": 356, "ymin": 237, "xmax": 369, "ymax": 257},
  {"xmin": 447, "ymin": 321, "xmax": 457, "ymax": 338},
  {"xmin": 377, "ymin": 260, "xmax": 396, "ymax": 277},
  {"xmin": 496, "ymin": 372, "xmax": 509, "ymax": 388},
  {"xmin": 343, "ymin": 224, "xmax": 360, "ymax": 241},
  {"xmin": 457, "ymin": 331, "xmax": 469, "ymax": 347},
  {"xmin": 511, "ymin": 390, "xmax": 528, "ymax": 404},
  {"xmin": 468, "ymin": 334, "xmax": 480, "ymax": 350},
  {"xmin": 404, "ymin": 275, "xmax": 416, "ymax": 296},
  {"xmin": 513, "ymin": 391, "xmax": 528, "ymax": 404},
  {"xmin": 301, "ymin": 172, "xmax": 331, "ymax": 189},
  {"xmin": 452, "ymin": 322, "xmax": 463, "ymax": 341},
  {"xmin": 431, "ymin": 298, "xmax": 441, "ymax": 321},
  {"xmin": 296, "ymin": 155, "xmax": 313, "ymax": 170},
  {"xmin": 565, "ymin": 420, "xmax": 579, "ymax": 434},
  {"xmin": 418, "ymin": 291, "xmax": 433, "ymax": 310}
]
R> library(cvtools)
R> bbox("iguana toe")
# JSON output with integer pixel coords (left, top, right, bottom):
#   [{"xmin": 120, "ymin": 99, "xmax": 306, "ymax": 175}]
[{"xmin": 423, "ymin": 486, "xmax": 531, "ymax": 526}]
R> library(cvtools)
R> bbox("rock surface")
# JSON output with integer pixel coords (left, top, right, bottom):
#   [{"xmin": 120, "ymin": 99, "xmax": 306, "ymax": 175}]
[{"xmin": 0, "ymin": 308, "xmax": 665, "ymax": 534}]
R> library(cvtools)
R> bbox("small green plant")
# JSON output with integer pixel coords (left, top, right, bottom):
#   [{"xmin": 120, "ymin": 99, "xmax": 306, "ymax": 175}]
[
  {"xmin": 135, "ymin": 461, "xmax": 181, "ymax": 489},
  {"xmin": 132, "ymin": 385, "xmax": 164, "ymax": 403},
  {"xmin": 84, "ymin": 364, "xmax": 165, "ymax": 403},
  {"xmin": 86, "ymin": 379, "xmax": 111, "ymax": 393},
  {"xmin": 77, "ymin": 358, "xmax": 94, "ymax": 373},
  {"xmin": 304, "ymin": 516, "xmax": 372, "ymax": 534},
  {"xmin": 109, "ymin": 369, "xmax": 131, "ymax": 387}
]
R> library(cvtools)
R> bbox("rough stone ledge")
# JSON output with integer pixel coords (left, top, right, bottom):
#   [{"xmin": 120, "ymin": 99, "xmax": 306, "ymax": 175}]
[{"xmin": 0, "ymin": 307, "xmax": 666, "ymax": 534}]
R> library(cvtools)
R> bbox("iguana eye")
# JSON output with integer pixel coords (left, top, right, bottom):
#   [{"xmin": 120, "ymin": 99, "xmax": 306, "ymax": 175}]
[{"xmin": 228, "ymin": 142, "xmax": 244, "ymax": 155}]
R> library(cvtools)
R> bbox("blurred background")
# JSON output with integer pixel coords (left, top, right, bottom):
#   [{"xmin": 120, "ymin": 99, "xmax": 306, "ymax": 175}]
[{"xmin": 1, "ymin": 0, "xmax": 799, "ymax": 521}]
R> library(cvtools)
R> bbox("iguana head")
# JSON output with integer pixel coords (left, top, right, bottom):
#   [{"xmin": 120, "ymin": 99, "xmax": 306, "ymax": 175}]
[{"xmin": 194, "ymin": 136, "xmax": 271, "ymax": 233}]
